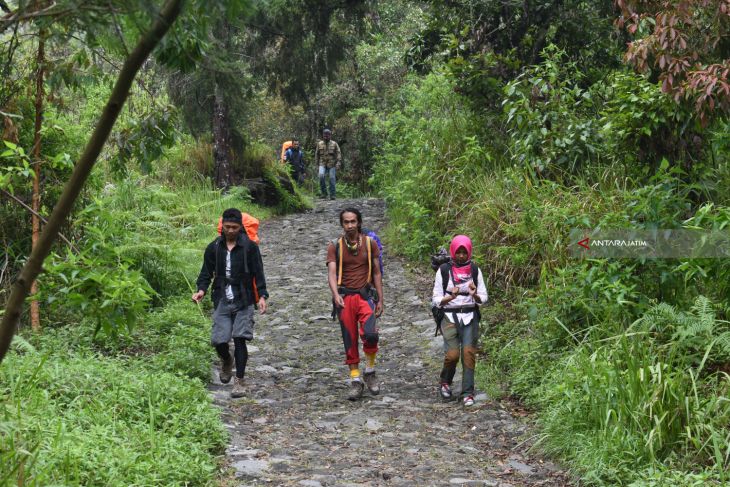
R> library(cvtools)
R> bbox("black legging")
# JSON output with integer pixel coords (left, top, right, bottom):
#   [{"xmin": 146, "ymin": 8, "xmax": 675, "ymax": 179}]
[{"xmin": 215, "ymin": 337, "xmax": 249, "ymax": 379}]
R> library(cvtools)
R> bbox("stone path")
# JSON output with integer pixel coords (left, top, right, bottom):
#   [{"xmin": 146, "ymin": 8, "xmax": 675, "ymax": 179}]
[{"xmin": 210, "ymin": 198, "xmax": 570, "ymax": 487}]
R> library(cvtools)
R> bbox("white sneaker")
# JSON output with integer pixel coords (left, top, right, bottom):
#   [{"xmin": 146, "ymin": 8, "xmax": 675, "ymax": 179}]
[
  {"xmin": 439, "ymin": 383, "xmax": 452, "ymax": 399},
  {"xmin": 463, "ymin": 395, "xmax": 475, "ymax": 407}
]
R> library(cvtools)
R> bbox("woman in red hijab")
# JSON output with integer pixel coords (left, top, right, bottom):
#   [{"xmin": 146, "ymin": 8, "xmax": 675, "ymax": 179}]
[{"xmin": 431, "ymin": 235, "xmax": 488, "ymax": 406}]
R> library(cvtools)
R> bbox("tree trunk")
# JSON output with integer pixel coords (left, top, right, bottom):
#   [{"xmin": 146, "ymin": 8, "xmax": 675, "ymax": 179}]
[
  {"xmin": 213, "ymin": 82, "xmax": 232, "ymax": 190},
  {"xmin": 212, "ymin": 19, "xmax": 232, "ymax": 190},
  {"xmin": 30, "ymin": 29, "xmax": 44, "ymax": 332},
  {"xmin": 0, "ymin": 0, "xmax": 184, "ymax": 365}
]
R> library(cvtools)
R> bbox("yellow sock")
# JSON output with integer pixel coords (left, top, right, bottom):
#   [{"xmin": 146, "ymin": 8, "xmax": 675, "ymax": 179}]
[
  {"xmin": 365, "ymin": 352, "xmax": 376, "ymax": 369},
  {"xmin": 350, "ymin": 368, "xmax": 361, "ymax": 379}
]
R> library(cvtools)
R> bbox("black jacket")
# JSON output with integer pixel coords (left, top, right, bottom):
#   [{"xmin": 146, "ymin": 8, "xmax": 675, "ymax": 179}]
[
  {"xmin": 285, "ymin": 148, "xmax": 305, "ymax": 171},
  {"xmin": 196, "ymin": 233, "xmax": 269, "ymax": 308}
]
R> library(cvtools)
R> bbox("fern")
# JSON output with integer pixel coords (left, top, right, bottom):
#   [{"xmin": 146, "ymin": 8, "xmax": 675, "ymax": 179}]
[
  {"xmin": 10, "ymin": 335, "xmax": 37, "ymax": 354},
  {"xmin": 638, "ymin": 296, "xmax": 730, "ymax": 367}
]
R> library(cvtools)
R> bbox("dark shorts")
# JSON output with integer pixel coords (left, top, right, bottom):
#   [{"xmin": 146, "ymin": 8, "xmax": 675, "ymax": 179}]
[{"xmin": 211, "ymin": 299, "xmax": 254, "ymax": 346}]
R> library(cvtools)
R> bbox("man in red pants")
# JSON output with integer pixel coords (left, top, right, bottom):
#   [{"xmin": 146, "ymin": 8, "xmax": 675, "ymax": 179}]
[{"xmin": 327, "ymin": 208, "xmax": 385, "ymax": 400}]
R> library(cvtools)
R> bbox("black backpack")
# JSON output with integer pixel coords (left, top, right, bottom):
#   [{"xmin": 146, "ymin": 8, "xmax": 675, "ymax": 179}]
[{"xmin": 430, "ymin": 261, "xmax": 480, "ymax": 336}]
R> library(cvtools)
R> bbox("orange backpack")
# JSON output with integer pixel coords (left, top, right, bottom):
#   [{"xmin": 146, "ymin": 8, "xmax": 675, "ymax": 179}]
[
  {"xmin": 216, "ymin": 213, "xmax": 261, "ymax": 303},
  {"xmin": 280, "ymin": 140, "xmax": 293, "ymax": 163},
  {"xmin": 217, "ymin": 213, "xmax": 259, "ymax": 244}
]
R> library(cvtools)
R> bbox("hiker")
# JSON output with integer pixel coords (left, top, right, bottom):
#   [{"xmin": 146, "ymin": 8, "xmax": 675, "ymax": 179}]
[
  {"xmin": 315, "ymin": 128, "xmax": 341, "ymax": 200},
  {"xmin": 327, "ymin": 208, "xmax": 384, "ymax": 400},
  {"xmin": 192, "ymin": 208, "xmax": 269, "ymax": 398},
  {"xmin": 432, "ymin": 235, "xmax": 487, "ymax": 407},
  {"xmin": 284, "ymin": 138, "xmax": 306, "ymax": 185}
]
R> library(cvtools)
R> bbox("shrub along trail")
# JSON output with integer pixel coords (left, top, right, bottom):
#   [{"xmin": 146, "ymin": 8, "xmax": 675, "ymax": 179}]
[{"xmin": 211, "ymin": 198, "xmax": 569, "ymax": 486}]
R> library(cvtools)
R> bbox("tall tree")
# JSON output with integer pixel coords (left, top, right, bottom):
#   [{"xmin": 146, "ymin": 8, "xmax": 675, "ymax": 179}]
[
  {"xmin": 213, "ymin": 19, "xmax": 233, "ymax": 189},
  {"xmin": 29, "ymin": 28, "xmax": 45, "ymax": 332}
]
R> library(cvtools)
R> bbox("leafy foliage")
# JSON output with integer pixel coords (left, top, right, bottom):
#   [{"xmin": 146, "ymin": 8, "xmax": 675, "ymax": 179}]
[
  {"xmin": 408, "ymin": 0, "xmax": 622, "ymax": 108},
  {"xmin": 616, "ymin": 0, "xmax": 730, "ymax": 125}
]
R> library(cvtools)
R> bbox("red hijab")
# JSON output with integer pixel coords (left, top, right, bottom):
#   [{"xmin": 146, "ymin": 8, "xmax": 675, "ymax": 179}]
[{"xmin": 449, "ymin": 235, "xmax": 473, "ymax": 284}]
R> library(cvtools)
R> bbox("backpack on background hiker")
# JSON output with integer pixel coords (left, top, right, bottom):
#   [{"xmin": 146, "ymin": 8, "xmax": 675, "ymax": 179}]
[
  {"xmin": 215, "ymin": 212, "xmax": 261, "ymax": 303},
  {"xmin": 430, "ymin": 247, "xmax": 450, "ymax": 271},
  {"xmin": 430, "ymin": 257, "xmax": 481, "ymax": 337},
  {"xmin": 330, "ymin": 229, "xmax": 384, "ymax": 319},
  {"xmin": 363, "ymin": 227, "xmax": 384, "ymax": 275},
  {"xmin": 280, "ymin": 140, "xmax": 293, "ymax": 163}
]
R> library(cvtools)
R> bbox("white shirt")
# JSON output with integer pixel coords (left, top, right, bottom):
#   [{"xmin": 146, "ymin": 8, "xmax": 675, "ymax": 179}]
[
  {"xmin": 432, "ymin": 266, "xmax": 488, "ymax": 325},
  {"xmin": 225, "ymin": 250, "xmax": 234, "ymax": 300}
]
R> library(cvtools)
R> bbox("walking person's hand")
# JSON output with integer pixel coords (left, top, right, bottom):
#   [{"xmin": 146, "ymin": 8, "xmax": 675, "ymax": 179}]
[
  {"xmin": 258, "ymin": 297, "xmax": 267, "ymax": 314},
  {"xmin": 191, "ymin": 290, "xmax": 204, "ymax": 303},
  {"xmin": 468, "ymin": 282, "xmax": 477, "ymax": 298},
  {"xmin": 333, "ymin": 293, "xmax": 345, "ymax": 309},
  {"xmin": 375, "ymin": 300, "xmax": 384, "ymax": 317}
]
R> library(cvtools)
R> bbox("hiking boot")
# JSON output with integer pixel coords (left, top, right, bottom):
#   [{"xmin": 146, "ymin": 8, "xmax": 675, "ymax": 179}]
[
  {"xmin": 329, "ymin": 196, "xmax": 336, "ymax": 200},
  {"xmin": 348, "ymin": 378, "xmax": 364, "ymax": 401},
  {"xmin": 231, "ymin": 377, "xmax": 245, "ymax": 398},
  {"xmin": 439, "ymin": 382, "xmax": 452, "ymax": 400},
  {"xmin": 363, "ymin": 371, "xmax": 380, "ymax": 395},
  {"xmin": 463, "ymin": 395, "xmax": 475, "ymax": 407},
  {"xmin": 219, "ymin": 356, "xmax": 233, "ymax": 384}
]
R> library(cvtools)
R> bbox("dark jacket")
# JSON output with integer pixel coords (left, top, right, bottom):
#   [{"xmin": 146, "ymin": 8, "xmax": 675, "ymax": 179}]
[
  {"xmin": 285, "ymin": 147, "xmax": 305, "ymax": 171},
  {"xmin": 196, "ymin": 232, "xmax": 269, "ymax": 308}
]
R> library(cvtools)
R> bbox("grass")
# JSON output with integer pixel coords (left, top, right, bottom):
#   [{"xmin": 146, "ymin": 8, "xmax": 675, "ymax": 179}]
[{"xmin": 1, "ymin": 351, "xmax": 226, "ymax": 486}]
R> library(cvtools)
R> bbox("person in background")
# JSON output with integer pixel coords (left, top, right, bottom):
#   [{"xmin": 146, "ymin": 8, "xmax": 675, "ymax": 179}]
[
  {"xmin": 315, "ymin": 128, "xmax": 341, "ymax": 200},
  {"xmin": 284, "ymin": 138, "xmax": 306, "ymax": 185}
]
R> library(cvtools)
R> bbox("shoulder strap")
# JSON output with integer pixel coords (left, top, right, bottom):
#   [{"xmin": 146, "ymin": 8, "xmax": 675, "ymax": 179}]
[
  {"xmin": 440, "ymin": 263, "xmax": 451, "ymax": 295},
  {"xmin": 337, "ymin": 237, "xmax": 343, "ymax": 286},
  {"xmin": 471, "ymin": 262, "xmax": 478, "ymax": 288},
  {"xmin": 366, "ymin": 236, "xmax": 372, "ymax": 284}
]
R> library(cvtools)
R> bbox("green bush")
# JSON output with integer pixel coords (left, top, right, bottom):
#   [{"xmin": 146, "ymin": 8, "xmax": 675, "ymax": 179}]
[
  {"xmin": 371, "ymin": 71, "xmax": 484, "ymax": 259},
  {"xmin": 533, "ymin": 297, "xmax": 730, "ymax": 485},
  {"xmin": 0, "ymin": 351, "xmax": 226, "ymax": 487},
  {"xmin": 503, "ymin": 46, "xmax": 603, "ymax": 179}
]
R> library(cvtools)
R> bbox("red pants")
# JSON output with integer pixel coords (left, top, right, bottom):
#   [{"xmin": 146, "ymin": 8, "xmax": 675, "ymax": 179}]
[{"xmin": 338, "ymin": 294, "xmax": 379, "ymax": 365}]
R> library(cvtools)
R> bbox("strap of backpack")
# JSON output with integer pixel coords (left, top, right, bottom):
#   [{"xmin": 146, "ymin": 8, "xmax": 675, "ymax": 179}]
[
  {"xmin": 441, "ymin": 262, "xmax": 479, "ymax": 295},
  {"xmin": 440, "ymin": 263, "xmax": 451, "ymax": 296},
  {"xmin": 367, "ymin": 236, "xmax": 372, "ymax": 284},
  {"xmin": 337, "ymin": 237, "xmax": 343, "ymax": 286}
]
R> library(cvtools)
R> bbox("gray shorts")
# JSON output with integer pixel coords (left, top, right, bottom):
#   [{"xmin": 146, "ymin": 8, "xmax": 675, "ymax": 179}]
[{"xmin": 211, "ymin": 299, "xmax": 255, "ymax": 346}]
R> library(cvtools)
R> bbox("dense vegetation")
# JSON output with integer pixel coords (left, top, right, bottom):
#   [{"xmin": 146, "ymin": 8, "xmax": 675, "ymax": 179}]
[
  {"xmin": 367, "ymin": 1, "xmax": 730, "ymax": 485},
  {"xmin": 1, "ymin": 0, "xmax": 729, "ymax": 485}
]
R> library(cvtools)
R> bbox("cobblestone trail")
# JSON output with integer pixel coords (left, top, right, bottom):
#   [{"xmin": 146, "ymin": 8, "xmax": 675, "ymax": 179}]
[{"xmin": 210, "ymin": 198, "xmax": 570, "ymax": 487}]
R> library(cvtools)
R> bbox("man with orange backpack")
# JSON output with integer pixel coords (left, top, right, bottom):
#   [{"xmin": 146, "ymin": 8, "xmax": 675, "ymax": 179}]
[
  {"xmin": 327, "ymin": 208, "xmax": 384, "ymax": 400},
  {"xmin": 192, "ymin": 208, "xmax": 269, "ymax": 398},
  {"xmin": 284, "ymin": 138, "xmax": 306, "ymax": 185}
]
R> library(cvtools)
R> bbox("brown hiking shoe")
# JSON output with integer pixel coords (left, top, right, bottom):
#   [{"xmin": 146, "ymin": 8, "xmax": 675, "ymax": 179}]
[
  {"xmin": 363, "ymin": 371, "xmax": 380, "ymax": 395},
  {"xmin": 219, "ymin": 356, "xmax": 233, "ymax": 384},
  {"xmin": 348, "ymin": 378, "xmax": 364, "ymax": 401},
  {"xmin": 231, "ymin": 377, "xmax": 245, "ymax": 398}
]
